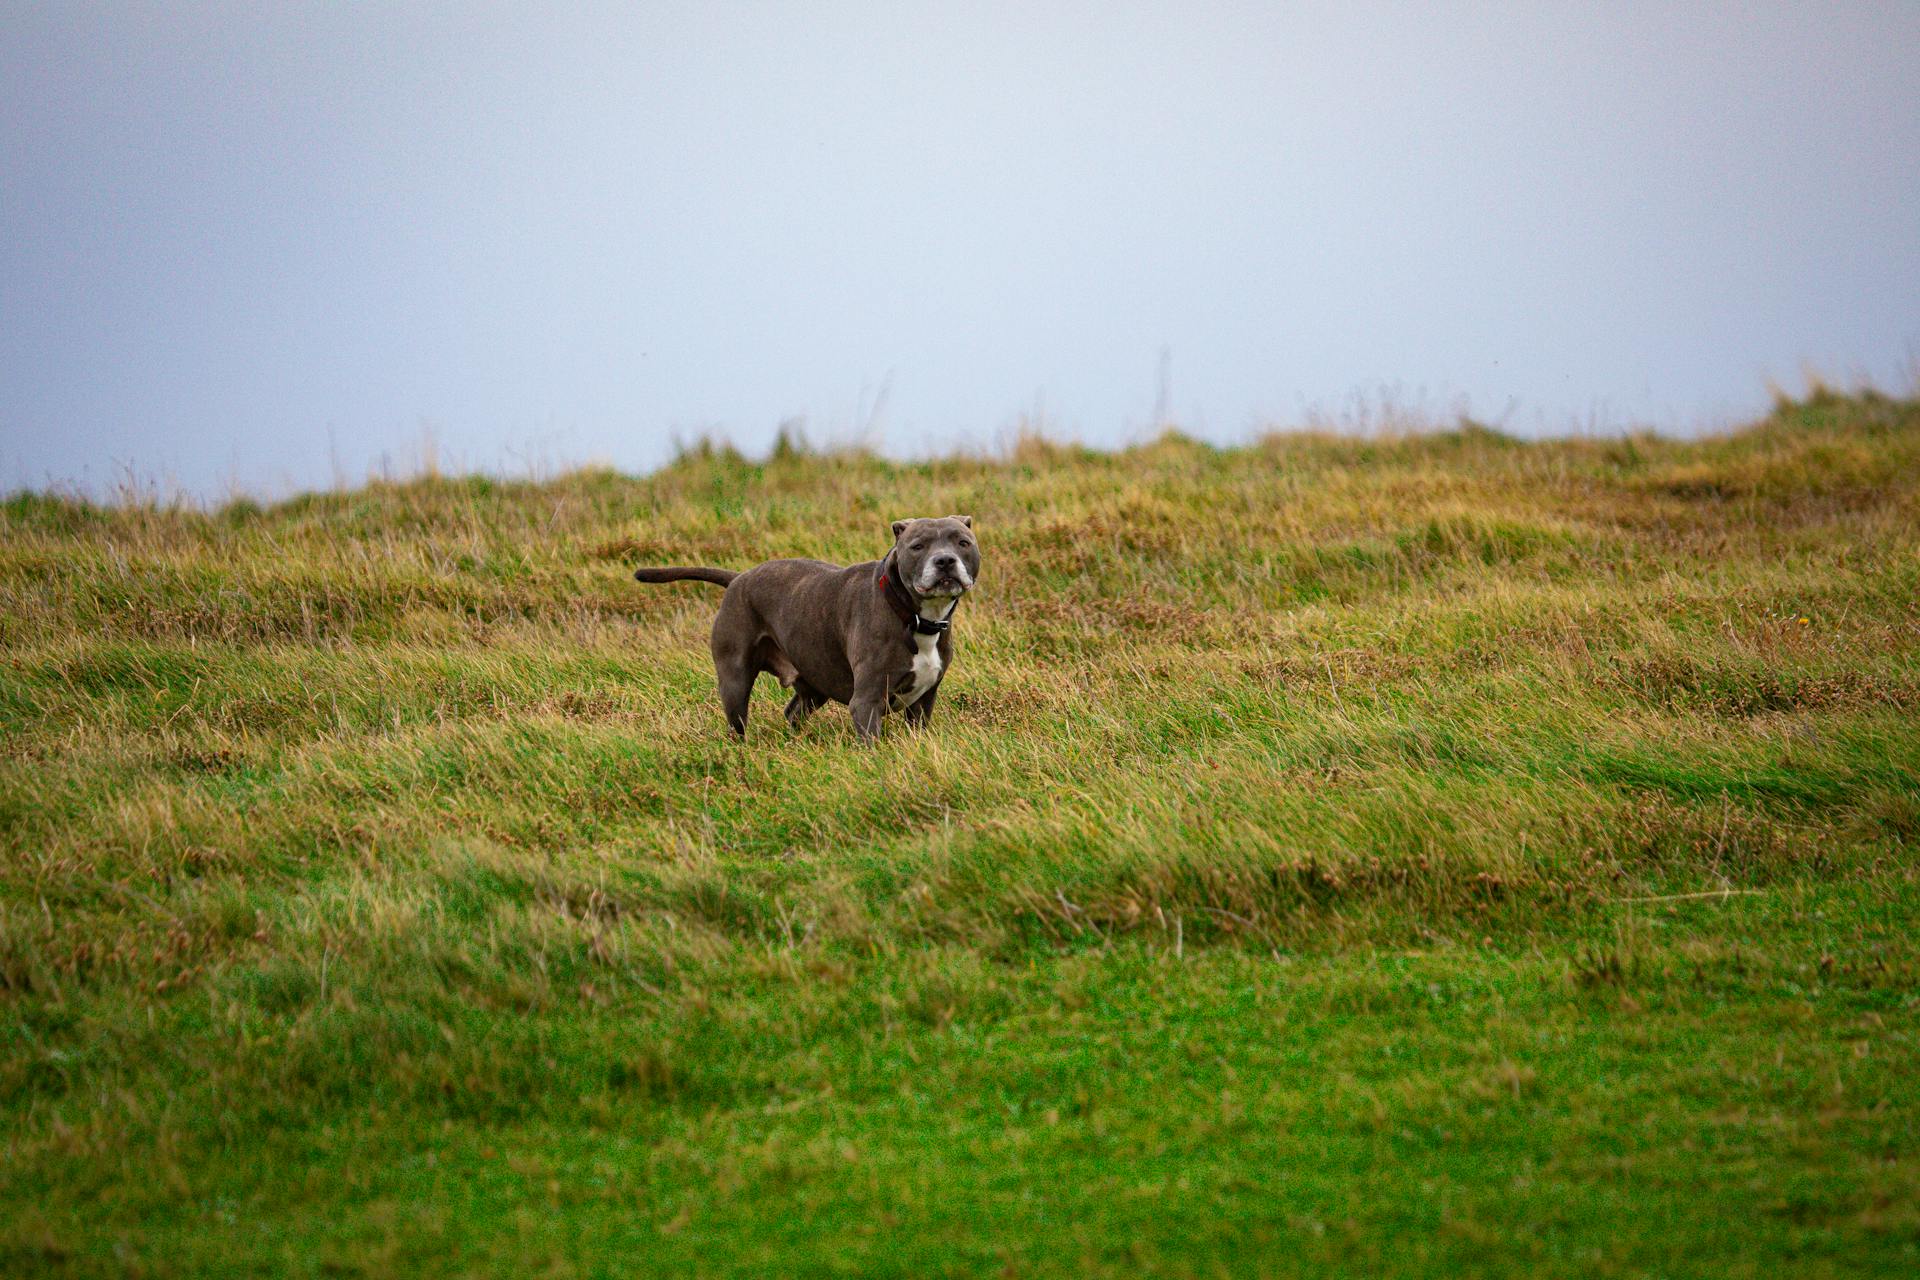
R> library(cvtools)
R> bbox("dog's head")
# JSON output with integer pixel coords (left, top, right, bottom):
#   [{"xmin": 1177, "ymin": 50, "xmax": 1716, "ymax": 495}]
[{"xmin": 889, "ymin": 515, "xmax": 978, "ymax": 600}]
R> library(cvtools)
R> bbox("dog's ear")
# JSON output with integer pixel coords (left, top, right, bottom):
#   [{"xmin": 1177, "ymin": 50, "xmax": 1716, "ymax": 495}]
[
  {"xmin": 951, "ymin": 514, "xmax": 973, "ymax": 529},
  {"xmin": 891, "ymin": 519, "xmax": 910, "ymax": 539}
]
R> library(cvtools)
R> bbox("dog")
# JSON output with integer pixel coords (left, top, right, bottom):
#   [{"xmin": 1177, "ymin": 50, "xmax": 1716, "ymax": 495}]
[{"xmin": 633, "ymin": 516, "xmax": 978, "ymax": 739}]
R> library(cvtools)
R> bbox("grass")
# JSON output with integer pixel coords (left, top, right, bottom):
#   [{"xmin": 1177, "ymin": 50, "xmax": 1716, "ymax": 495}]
[{"xmin": 3, "ymin": 386, "xmax": 1918, "ymax": 1276}]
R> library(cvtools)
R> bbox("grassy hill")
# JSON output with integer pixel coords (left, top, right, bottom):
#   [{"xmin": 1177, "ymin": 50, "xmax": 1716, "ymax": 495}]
[{"xmin": 4, "ymin": 389, "xmax": 1918, "ymax": 1276}]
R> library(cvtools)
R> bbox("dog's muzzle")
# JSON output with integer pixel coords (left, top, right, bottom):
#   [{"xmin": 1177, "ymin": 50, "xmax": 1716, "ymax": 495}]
[{"xmin": 917, "ymin": 562, "xmax": 974, "ymax": 597}]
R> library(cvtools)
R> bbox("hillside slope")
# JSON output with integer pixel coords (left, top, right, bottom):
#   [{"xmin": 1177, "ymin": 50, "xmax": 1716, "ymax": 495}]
[{"xmin": 4, "ymin": 391, "xmax": 1919, "ymax": 1276}]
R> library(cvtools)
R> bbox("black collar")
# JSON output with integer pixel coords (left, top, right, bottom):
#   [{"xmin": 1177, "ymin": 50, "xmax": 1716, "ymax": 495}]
[{"xmin": 877, "ymin": 557, "xmax": 953, "ymax": 636}]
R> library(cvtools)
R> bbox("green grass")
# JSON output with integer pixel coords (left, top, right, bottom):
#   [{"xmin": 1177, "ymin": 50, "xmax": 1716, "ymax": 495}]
[{"xmin": 4, "ymin": 387, "xmax": 1919, "ymax": 1276}]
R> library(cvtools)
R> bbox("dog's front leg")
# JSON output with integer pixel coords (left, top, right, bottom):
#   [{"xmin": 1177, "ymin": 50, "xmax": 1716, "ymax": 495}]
[{"xmin": 849, "ymin": 665, "xmax": 890, "ymax": 741}]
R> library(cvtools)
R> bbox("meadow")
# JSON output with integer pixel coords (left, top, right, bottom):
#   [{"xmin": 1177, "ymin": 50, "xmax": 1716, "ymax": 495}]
[{"xmin": 3, "ymin": 388, "xmax": 1918, "ymax": 1276}]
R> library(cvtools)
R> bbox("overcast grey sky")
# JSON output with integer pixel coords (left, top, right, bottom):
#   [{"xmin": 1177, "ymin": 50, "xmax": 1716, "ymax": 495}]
[{"xmin": 4, "ymin": 2, "xmax": 1918, "ymax": 498}]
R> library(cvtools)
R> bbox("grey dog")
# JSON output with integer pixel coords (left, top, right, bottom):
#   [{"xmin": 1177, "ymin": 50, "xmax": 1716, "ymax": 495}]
[{"xmin": 633, "ymin": 516, "xmax": 979, "ymax": 739}]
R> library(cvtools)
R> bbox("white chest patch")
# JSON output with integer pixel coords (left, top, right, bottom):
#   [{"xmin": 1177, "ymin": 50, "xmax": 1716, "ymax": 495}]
[{"xmin": 894, "ymin": 631, "xmax": 945, "ymax": 709}]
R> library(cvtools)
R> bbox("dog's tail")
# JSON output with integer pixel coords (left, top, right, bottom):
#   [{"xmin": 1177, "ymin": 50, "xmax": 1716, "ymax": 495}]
[{"xmin": 633, "ymin": 566, "xmax": 739, "ymax": 588}]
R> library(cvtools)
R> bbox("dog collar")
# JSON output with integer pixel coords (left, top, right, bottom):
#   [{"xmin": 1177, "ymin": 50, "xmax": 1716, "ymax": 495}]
[{"xmin": 878, "ymin": 561, "xmax": 953, "ymax": 636}]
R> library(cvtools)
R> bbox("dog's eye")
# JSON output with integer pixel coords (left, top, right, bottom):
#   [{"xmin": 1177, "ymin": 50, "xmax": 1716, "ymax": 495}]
[
  {"xmin": 911, "ymin": 541, "xmax": 927, "ymax": 551},
  {"xmin": 957, "ymin": 538, "xmax": 973, "ymax": 548}
]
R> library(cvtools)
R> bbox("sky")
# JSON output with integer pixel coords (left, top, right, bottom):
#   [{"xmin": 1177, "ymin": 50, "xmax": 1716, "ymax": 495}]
[{"xmin": 4, "ymin": 1, "xmax": 1918, "ymax": 499}]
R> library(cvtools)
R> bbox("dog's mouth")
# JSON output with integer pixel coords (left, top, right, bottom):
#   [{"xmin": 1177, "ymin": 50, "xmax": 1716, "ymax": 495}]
[{"xmin": 920, "ymin": 574, "xmax": 970, "ymax": 598}]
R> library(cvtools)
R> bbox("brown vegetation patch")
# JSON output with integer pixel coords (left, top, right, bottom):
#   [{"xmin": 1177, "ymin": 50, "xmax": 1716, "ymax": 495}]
[
  {"xmin": 589, "ymin": 534, "xmax": 681, "ymax": 562},
  {"xmin": 995, "ymin": 849, "xmax": 1598, "ymax": 953},
  {"xmin": 534, "ymin": 690, "xmax": 641, "ymax": 722},
  {"xmin": 165, "ymin": 743, "xmax": 247, "ymax": 775},
  {"xmin": 940, "ymin": 686, "xmax": 1053, "ymax": 724},
  {"xmin": 1239, "ymin": 649, "xmax": 1425, "ymax": 687},
  {"xmin": 1605, "ymin": 653, "xmax": 1916, "ymax": 718},
  {"xmin": 1572, "ymin": 794, "xmax": 1822, "ymax": 884},
  {"xmin": 1001, "ymin": 594, "xmax": 1214, "ymax": 641}
]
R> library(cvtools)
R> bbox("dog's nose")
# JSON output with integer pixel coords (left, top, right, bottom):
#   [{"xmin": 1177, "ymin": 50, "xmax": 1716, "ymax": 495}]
[{"xmin": 933, "ymin": 554, "xmax": 958, "ymax": 570}]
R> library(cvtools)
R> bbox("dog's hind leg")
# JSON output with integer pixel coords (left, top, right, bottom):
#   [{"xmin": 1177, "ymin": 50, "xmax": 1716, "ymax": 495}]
[
  {"xmin": 715, "ymin": 656, "xmax": 754, "ymax": 737},
  {"xmin": 741, "ymin": 636, "xmax": 824, "ymax": 731},
  {"xmin": 783, "ymin": 680, "xmax": 827, "ymax": 729},
  {"xmin": 710, "ymin": 597, "xmax": 758, "ymax": 738}
]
